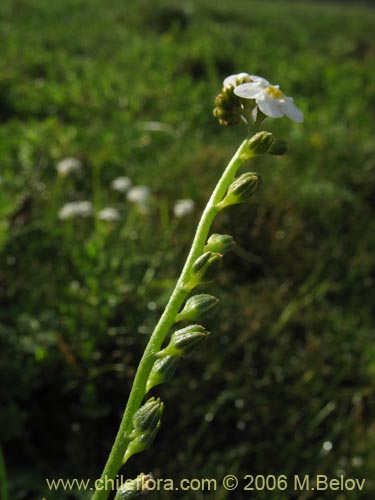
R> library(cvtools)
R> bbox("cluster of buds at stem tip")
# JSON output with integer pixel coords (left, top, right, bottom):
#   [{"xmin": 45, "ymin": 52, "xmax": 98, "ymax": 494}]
[
  {"xmin": 216, "ymin": 172, "xmax": 261, "ymax": 210},
  {"xmin": 175, "ymin": 294, "xmax": 219, "ymax": 322},
  {"xmin": 117, "ymin": 473, "xmax": 153, "ymax": 500},
  {"xmin": 123, "ymin": 398, "xmax": 164, "ymax": 463},
  {"xmin": 213, "ymin": 73, "xmax": 253, "ymax": 126}
]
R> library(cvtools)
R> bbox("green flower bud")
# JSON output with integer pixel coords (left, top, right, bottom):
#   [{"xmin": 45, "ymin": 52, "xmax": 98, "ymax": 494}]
[
  {"xmin": 242, "ymin": 131, "xmax": 274, "ymax": 157},
  {"xmin": 132, "ymin": 397, "xmax": 164, "ymax": 435},
  {"xmin": 175, "ymin": 294, "xmax": 219, "ymax": 322},
  {"xmin": 268, "ymin": 138, "xmax": 288, "ymax": 156},
  {"xmin": 187, "ymin": 251, "xmax": 222, "ymax": 288},
  {"xmin": 123, "ymin": 399, "xmax": 164, "ymax": 462},
  {"xmin": 158, "ymin": 324, "xmax": 209, "ymax": 357},
  {"xmin": 217, "ymin": 172, "xmax": 261, "ymax": 209},
  {"xmin": 123, "ymin": 425, "xmax": 160, "ymax": 463},
  {"xmin": 146, "ymin": 356, "xmax": 179, "ymax": 392},
  {"xmin": 204, "ymin": 233, "xmax": 236, "ymax": 254},
  {"xmin": 117, "ymin": 473, "xmax": 153, "ymax": 500}
]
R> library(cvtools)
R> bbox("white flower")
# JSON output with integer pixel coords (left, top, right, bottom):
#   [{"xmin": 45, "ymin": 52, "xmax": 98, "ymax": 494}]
[
  {"xmin": 56, "ymin": 157, "xmax": 82, "ymax": 176},
  {"xmin": 234, "ymin": 75, "xmax": 304, "ymax": 123},
  {"xmin": 58, "ymin": 201, "xmax": 93, "ymax": 220},
  {"xmin": 111, "ymin": 176, "xmax": 132, "ymax": 192},
  {"xmin": 173, "ymin": 199, "xmax": 195, "ymax": 218},
  {"xmin": 127, "ymin": 186, "xmax": 150, "ymax": 205},
  {"xmin": 98, "ymin": 207, "xmax": 120, "ymax": 222},
  {"xmin": 223, "ymin": 72, "xmax": 252, "ymax": 87}
]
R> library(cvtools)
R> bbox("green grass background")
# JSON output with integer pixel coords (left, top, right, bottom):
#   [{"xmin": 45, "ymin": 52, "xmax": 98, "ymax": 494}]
[{"xmin": 0, "ymin": 0, "xmax": 374, "ymax": 499}]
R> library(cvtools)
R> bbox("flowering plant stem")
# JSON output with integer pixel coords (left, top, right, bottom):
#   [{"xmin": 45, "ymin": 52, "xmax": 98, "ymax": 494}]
[{"xmin": 91, "ymin": 138, "xmax": 251, "ymax": 500}]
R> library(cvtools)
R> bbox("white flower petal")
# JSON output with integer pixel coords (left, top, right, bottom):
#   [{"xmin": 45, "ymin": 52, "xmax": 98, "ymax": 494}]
[
  {"xmin": 234, "ymin": 82, "xmax": 264, "ymax": 99},
  {"xmin": 256, "ymin": 94, "xmax": 284, "ymax": 118},
  {"xmin": 249, "ymin": 75, "xmax": 270, "ymax": 87},
  {"xmin": 281, "ymin": 97, "xmax": 304, "ymax": 123},
  {"xmin": 223, "ymin": 72, "xmax": 251, "ymax": 87}
]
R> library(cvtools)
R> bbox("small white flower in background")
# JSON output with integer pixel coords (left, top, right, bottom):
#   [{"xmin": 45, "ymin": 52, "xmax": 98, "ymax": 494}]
[
  {"xmin": 234, "ymin": 75, "xmax": 304, "ymax": 123},
  {"xmin": 173, "ymin": 199, "xmax": 195, "ymax": 218},
  {"xmin": 56, "ymin": 157, "xmax": 82, "ymax": 176},
  {"xmin": 127, "ymin": 186, "xmax": 150, "ymax": 205},
  {"xmin": 58, "ymin": 201, "xmax": 93, "ymax": 220},
  {"xmin": 98, "ymin": 207, "xmax": 120, "ymax": 222},
  {"xmin": 111, "ymin": 176, "xmax": 132, "ymax": 193}
]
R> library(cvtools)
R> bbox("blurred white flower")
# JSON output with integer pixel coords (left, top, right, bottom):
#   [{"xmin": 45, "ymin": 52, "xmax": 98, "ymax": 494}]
[
  {"xmin": 111, "ymin": 176, "xmax": 132, "ymax": 192},
  {"xmin": 234, "ymin": 75, "xmax": 304, "ymax": 122},
  {"xmin": 223, "ymin": 72, "xmax": 251, "ymax": 87},
  {"xmin": 127, "ymin": 186, "xmax": 150, "ymax": 205},
  {"xmin": 173, "ymin": 199, "xmax": 195, "ymax": 218},
  {"xmin": 56, "ymin": 157, "xmax": 82, "ymax": 176},
  {"xmin": 98, "ymin": 207, "xmax": 120, "ymax": 222},
  {"xmin": 58, "ymin": 201, "xmax": 93, "ymax": 220}
]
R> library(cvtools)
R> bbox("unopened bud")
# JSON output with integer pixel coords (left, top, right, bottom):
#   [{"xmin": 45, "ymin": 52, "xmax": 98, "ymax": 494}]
[
  {"xmin": 123, "ymin": 399, "xmax": 164, "ymax": 462},
  {"xmin": 217, "ymin": 172, "xmax": 261, "ymax": 209},
  {"xmin": 268, "ymin": 138, "xmax": 288, "ymax": 156},
  {"xmin": 117, "ymin": 473, "xmax": 153, "ymax": 500},
  {"xmin": 123, "ymin": 425, "xmax": 160, "ymax": 463},
  {"xmin": 242, "ymin": 131, "xmax": 274, "ymax": 157},
  {"xmin": 146, "ymin": 356, "xmax": 179, "ymax": 392},
  {"xmin": 132, "ymin": 397, "xmax": 164, "ymax": 435},
  {"xmin": 204, "ymin": 233, "xmax": 236, "ymax": 254},
  {"xmin": 187, "ymin": 251, "xmax": 222, "ymax": 287},
  {"xmin": 175, "ymin": 294, "xmax": 219, "ymax": 322},
  {"xmin": 158, "ymin": 324, "xmax": 209, "ymax": 357}
]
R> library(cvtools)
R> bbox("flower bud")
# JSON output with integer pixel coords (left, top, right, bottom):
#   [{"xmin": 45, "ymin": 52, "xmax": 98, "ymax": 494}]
[
  {"xmin": 132, "ymin": 397, "xmax": 164, "ymax": 435},
  {"xmin": 146, "ymin": 356, "xmax": 179, "ymax": 392},
  {"xmin": 123, "ymin": 425, "xmax": 161, "ymax": 463},
  {"xmin": 187, "ymin": 251, "xmax": 222, "ymax": 288},
  {"xmin": 204, "ymin": 233, "xmax": 236, "ymax": 254},
  {"xmin": 158, "ymin": 324, "xmax": 209, "ymax": 357},
  {"xmin": 117, "ymin": 473, "xmax": 153, "ymax": 500},
  {"xmin": 217, "ymin": 172, "xmax": 261, "ymax": 209},
  {"xmin": 268, "ymin": 138, "xmax": 288, "ymax": 156},
  {"xmin": 175, "ymin": 294, "xmax": 219, "ymax": 322},
  {"xmin": 239, "ymin": 132, "xmax": 274, "ymax": 160},
  {"xmin": 123, "ymin": 399, "xmax": 164, "ymax": 462}
]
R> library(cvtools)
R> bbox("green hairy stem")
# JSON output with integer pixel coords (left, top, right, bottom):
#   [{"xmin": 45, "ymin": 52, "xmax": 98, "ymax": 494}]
[{"xmin": 91, "ymin": 138, "xmax": 252, "ymax": 500}]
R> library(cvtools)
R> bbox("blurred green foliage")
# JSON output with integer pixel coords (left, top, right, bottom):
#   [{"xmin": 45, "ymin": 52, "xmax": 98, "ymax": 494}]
[{"xmin": 0, "ymin": 0, "xmax": 374, "ymax": 499}]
